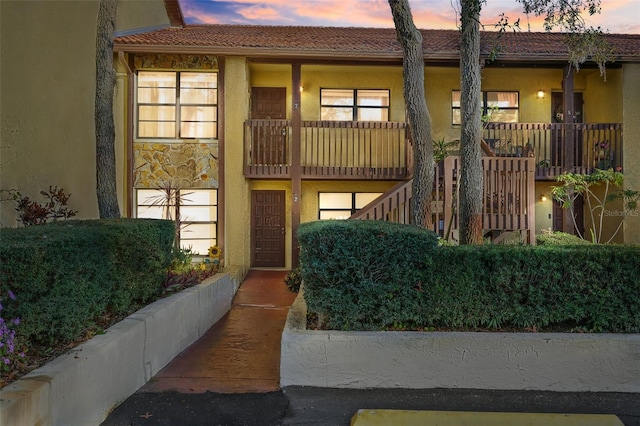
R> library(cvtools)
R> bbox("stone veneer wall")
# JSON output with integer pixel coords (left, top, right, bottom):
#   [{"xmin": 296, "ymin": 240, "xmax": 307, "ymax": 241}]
[
  {"xmin": 134, "ymin": 142, "xmax": 219, "ymax": 188},
  {"xmin": 134, "ymin": 54, "xmax": 218, "ymax": 70},
  {"xmin": 133, "ymin": 53, "xmax": 220, "ymax": 189}
]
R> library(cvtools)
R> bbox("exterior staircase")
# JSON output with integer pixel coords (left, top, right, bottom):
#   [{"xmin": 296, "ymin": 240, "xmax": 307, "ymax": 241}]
[{"xmin": 351, "ymin": 156, "xmax": 536, "ymax": 244}]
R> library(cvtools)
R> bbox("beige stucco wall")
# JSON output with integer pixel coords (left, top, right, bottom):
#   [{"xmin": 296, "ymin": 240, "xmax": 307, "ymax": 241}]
[
  {"xmin": 622, "ymin": 64, "xmax": 640, "ymax": 244},
  {"xmin": 0, "ymin": 0, "xmax": 100, "ymax": 226},
  {"xmin": 224, "ymin": 57, "xmax": 251, "ymax": 271},
  {"xmin": 116, "ymin": 0, "xmax": 170, "ymax": 34},
  {"xmin": 300, "ymin": 65, "xmax": 405, "ymax": 122},
  {"xmin": 0, "ymin": 0, "xmax": 168, "ymax": 227},
  {"xmin": 582, "ymin": 68, "xmax": 623, "ymax": 123},
  {"xmin": 535, "ymin": 182, "xmax": 555, "ymax": 235}
]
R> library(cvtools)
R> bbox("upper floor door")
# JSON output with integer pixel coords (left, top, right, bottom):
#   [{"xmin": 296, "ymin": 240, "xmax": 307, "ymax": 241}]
[
  {"xmin": 250, "ymin": 87, "xmax": 287, "ymax": 164},
  {"xmin": 251, "ymin": 87, "xmax": 286, "ymax": 119}
]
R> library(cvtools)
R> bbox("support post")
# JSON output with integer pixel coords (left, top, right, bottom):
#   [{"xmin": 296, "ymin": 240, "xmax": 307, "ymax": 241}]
[
  {"xmin": 562, "ymin": 65, "xmax": 576, "ymax": 234},
  {"xmin": 291, "ymin": 63, "xmax": 302, "ymax": 267}
]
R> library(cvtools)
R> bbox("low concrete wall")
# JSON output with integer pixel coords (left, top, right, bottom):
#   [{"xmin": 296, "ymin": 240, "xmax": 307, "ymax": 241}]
[
  {"xmin": 0, "ymin": 266, "xmax": 244, "ymax": 426},
  {"xmin": 281, "ymin": 290, "xmax": 640, "ymax": 392}
]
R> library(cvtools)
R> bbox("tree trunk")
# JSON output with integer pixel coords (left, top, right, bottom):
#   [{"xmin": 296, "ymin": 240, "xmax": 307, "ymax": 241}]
[
  {"xmin": 459, "ymin": 0, "xmax": 483, "ymax": 244},
  {"xmin": 95, "ymin": 0, "xmax": 121, "ymax": 219},
  {"xmin": 388, "ymin": 0, "xmax": 434, "ymax": 229}
]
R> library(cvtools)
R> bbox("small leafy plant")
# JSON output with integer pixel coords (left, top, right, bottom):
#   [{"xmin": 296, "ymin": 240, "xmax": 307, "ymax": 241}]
[
  {"xmin": 1, "ymin": 186, "xmax": 77, "ymax": 226},
  {"xmin": 163, "ymin": 246, "xmax": 217, "ymax": 293},
  {"xmin": 433, "ymin": 138, "xmax": 459, "ymax": 162},
  {"xmin": 552, "ymin": 168, "xmax": 639, "ymax": 243},
  {"xmin": 284, "ymin": 267, "xmax": 302, "ymax": 293}
]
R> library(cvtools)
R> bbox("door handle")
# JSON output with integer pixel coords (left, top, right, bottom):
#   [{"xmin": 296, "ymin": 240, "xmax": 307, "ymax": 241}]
[{"xmin": 281, "ymin": 227, "xmax": 285, "ymax": 235}]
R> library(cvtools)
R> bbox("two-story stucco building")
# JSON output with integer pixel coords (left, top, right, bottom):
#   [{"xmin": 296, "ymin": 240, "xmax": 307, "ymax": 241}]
[{"xmin": 2, "ymin": 0, "xmax": 640, "ymax": 273}]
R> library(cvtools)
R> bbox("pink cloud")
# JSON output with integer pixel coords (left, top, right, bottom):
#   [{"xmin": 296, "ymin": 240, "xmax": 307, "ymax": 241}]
[
  {"xmin": 178, "ymin": 0, "xmax": 640, "ymax": 33},
  {"xmin": 237, "ymin": 5, "xmax": 286, "ymax": 22}
]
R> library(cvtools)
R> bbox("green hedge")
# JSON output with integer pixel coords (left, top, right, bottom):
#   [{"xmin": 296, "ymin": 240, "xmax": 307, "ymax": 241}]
[
  {"xmin": 536, "ymin": 231, "xmax": 591, "ymax": 245},
  {"xmin": 298, "ymin": 220, "xmax": 640, "ymax": 332},
  {"xmin": 298, "ymin": 220, "xmax": 439, "ymax": 330},
  {"xmin": 0, "ymin": 219, "xmax": 174, "ymax": 344}
]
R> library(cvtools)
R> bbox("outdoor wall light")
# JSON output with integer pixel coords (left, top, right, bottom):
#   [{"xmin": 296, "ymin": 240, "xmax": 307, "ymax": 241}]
[
  {"xmin": 540, "ymin": 194, "xmax": 548, "ymax": 202},
  {"xmin": 299, "ymin": 84, "xmax": 304, "ymax": 92},
  {"xmin": 536, "ymin": 89, "xmax": 545, "ymax": 99}
]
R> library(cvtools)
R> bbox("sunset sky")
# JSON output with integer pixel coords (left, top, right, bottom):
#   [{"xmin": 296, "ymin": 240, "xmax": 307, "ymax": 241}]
[{"xmin": 177, "ymin": 0, "xmax": 640, "ymax": 34}]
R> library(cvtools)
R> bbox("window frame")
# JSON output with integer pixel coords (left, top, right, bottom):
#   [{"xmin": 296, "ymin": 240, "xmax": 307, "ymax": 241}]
[
  {"xmin": 318, "ymin": 192, "xmax": 383, "ymax": 220},
  {"xmin": 451, "ymin": 90, "xmax": 519, "ymax": 126},
  {"xmin": 320, "ymin": 88, "xmax": 390, "ymax": 121},
  {"xmin": 135, "ymin": 188, "xmax": 218, "ymax": 255},
  {"xmin": 136, "ymin": 71, "xmax": 218, "ymax": 140}
]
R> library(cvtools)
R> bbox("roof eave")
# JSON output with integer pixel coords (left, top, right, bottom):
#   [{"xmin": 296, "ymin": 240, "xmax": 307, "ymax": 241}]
[
  {"xmin": 112, "ymin": 43, "xmax": 638, "ymax": 65},
  {"xmin": 113, "ymin": 43, "xmax": 408, "ymax": 60}
]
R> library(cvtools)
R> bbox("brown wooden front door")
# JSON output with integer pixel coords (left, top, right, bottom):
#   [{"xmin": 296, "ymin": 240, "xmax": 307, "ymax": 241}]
[
  {"xmin": 251, "ymin": 87, "xmax": 287, "ymax": 164},
  {"xmin": 251, "ymin": 190, "xmax": 285, "ymax": 267}
]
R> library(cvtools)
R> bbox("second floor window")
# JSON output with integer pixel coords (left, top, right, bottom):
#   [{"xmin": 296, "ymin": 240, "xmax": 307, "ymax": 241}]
[
  {"xmin": 320, "ymin": 89, "xmax": 390, "ymax": 121},
  {"xmin": 137, "ymin": 71, "xmax": 218, "ymax": 139},
  {"xmin": 452, "ymin": 91, "xmax": 519, "ymax": 125}
]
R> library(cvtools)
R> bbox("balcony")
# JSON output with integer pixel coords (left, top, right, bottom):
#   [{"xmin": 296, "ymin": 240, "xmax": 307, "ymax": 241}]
[
  {"xmin": 244, "ymin": 120, "xmax": 623, "ymax": 182},
  {"xmin": 244, "ymin": 119, "xmax": 412, "ymax": 180},
  {"xmin": 483, "ymin": 123, "xmax": 623, "ymax": 179}
]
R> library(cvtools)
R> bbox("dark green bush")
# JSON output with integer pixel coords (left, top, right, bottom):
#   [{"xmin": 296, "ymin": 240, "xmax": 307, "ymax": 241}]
[
  {"xmin": 536, "ymin": 231, "xmax": 591, "ymax": 245},
  {"xmin": 298, "ymin": 221, "xmax": 640, "ymax": 332},
  {"xmin": 0, "ymin": 219, "xmax": 174, "ymax": 345},
  {"xmin": 298, "ymin": 220, "xmax": 439, "ymax": 330}
]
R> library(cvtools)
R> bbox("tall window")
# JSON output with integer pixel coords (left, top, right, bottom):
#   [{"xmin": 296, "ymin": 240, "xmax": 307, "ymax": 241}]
[
  {"xmin": 137, "ymin": 71, "xmax": 218, "ymax": 139},
  {"xmin": 320, "ymin": 89, "xmax": 389, "ymax": 121},
  {"xmin": 318, "ymin": 192, "xmax": 382, "ymax": 219},
  {"xmin": 136, "ymin": 188, "xmax": 218, "ymax": 255},
  {"xmin": 451, "ymin": 91, "xmax": 519, "ymax": 125}
]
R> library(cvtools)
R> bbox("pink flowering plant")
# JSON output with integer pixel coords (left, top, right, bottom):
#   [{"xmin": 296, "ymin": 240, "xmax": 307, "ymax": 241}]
[{"xmin": 0, "ymin": 290, "xmax": 25, "ymax": 373}]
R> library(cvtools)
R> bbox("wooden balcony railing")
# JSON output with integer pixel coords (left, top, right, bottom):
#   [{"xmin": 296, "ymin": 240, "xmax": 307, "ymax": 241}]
[
  {"xmin": 351, "ymin": 156, "xmax": 536, "ymax": 244},
  {"xmin": 244, "ymin": 119, "xmax": 412, "ymax": 179},
  {"xmin": 244, "ymin": 120, "xmax": 621, "ymax": 182},
  {"xmin": 483, "ymin": 123, "xmax": 623, "ymax": 179}
]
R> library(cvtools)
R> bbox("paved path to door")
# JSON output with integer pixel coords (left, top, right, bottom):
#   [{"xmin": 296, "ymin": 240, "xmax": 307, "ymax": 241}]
[{"xmin": 141, "ymin": 269, "xmax": 296, "ymax": 394}]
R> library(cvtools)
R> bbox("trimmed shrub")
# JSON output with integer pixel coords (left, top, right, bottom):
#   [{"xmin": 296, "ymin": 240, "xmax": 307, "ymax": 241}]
[
  {"xmin": 298, "ymin": 220, "xmax": 438, "ymax": 330},
  {"xmin": 536, "ymin": 231, "xmax": 591, "ymax": 245},
  {"xmin": 0, "ymin": 219, "xmax": 174, "ymax": 344},
  {"xmin": 298, "ymin": 221, "xmax": 640, "ymax": 333}
]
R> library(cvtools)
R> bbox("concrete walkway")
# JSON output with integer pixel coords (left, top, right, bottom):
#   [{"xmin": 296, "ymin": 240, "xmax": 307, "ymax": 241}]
[
  {"xmin": 101, "ymin": 270, "xmax": 295, "ymax": 426},
  {"xmin": 140, "ymin": 269, "xmax": 297, "ymax": 394}
]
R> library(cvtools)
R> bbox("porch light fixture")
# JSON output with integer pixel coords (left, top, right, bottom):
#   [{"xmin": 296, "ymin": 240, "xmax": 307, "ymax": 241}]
[
  {"xmin": 536, "ymin": 90, "xmax": 545, "ymax": 99},
  {"xmin": 299, "ymin": 84, "xmax": 304, "ymax": 92},
  {"xmin": 540, "ymin": 194, "xmax": 548, "ymax": 202}
]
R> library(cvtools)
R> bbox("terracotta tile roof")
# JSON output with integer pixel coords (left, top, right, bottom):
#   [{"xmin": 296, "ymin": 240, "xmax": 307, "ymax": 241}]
[{"xmin": 113, "ymin": 24, "xmax": 640, "ymax": 63}]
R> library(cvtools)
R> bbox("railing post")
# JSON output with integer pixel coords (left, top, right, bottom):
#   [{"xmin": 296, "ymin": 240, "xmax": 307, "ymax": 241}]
[
  {"xmin": 562, "ymin": 65, "xmax": 576, "ymax": 170},
  {"xmin": 291, "ymin": 63, "xmax": 302, "ymax": 267}
]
